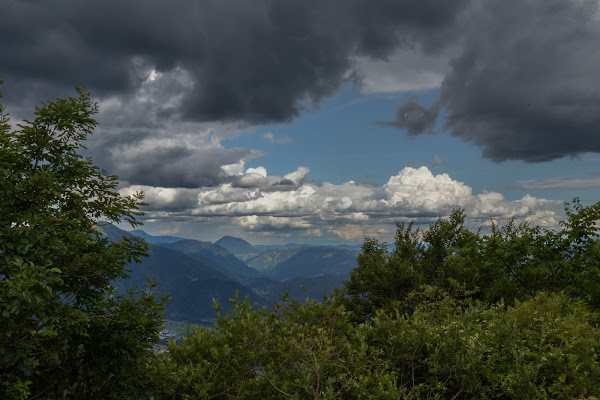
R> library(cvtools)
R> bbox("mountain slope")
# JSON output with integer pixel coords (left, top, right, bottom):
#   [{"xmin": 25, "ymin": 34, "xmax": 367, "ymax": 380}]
[
  {"xmin": 215, "ymin": 236, "xmax": 259, "ymax": 261},
  {"xmin": 121, "ymin": 244, "xmax": 262, "ymax": 321},
  {"xmin": 96, "ymin": 222, "xmax": 134, "ymax": 241},
  {"xmin": 98, "ymin": 225, "xmax": 357, "ymax": 321},
  {"xmin": 162, "ymin": 239, "xmax": 262, "ymax": 283},
  {"xmin": 269, "ymin": 246, "xmax": 359, "ymax": 281},
  {"xmin": 247, "ymin": 248, "xmax": 304, "ymax": 273},
  {"xmin": 248, "ymin": 274, "xmax": 345, "ymax": 304},
  {"xmin": 254, "ymin": 243, "xmax": 305, "ymax": 252}
]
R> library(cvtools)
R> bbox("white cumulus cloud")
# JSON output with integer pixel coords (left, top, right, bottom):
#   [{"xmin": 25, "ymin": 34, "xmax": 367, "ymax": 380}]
[{"xmin": 121, "ymin": 166, "xmax": 561, "ymax": 242}]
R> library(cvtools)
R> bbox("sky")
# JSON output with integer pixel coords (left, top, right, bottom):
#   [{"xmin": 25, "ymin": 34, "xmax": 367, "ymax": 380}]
[{"xmin": 2, "ymin": 0, "xmax": 600, "ymax": 245}]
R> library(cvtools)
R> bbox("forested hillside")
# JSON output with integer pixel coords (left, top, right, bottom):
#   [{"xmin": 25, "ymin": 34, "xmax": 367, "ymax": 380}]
[
  {"xmin": 215, "ymin": 235, "xmax": 259, "ymax": 261},
  {"xmin": 248, "ymin": 246, "xmax": 358, "ymax": 280}
]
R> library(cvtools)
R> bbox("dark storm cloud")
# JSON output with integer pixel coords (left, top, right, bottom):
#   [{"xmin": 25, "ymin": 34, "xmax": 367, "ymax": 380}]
[
  {"xmin": 373, "ymin": 0, "xmax": 600, "ymax": 163},
  {"xmin": 80, "ymin": 122, "xmax": 261, "ymax": 189},
  {"xmin": 142, "ymin": 191, "xmax": 200, "ymax": 212},
  {"xmin": 0, "ymin": 0, "xmax": 467, "ymax": 123},
  {"xmin": 377, "ymin": 96, "xmax": 440, "ymax": 136},
  {"xmin": 8, "ymin": 1, "xmax": 597, "ymax": 166},
  {"xmin": 231, "ymin": 166, "xmax": 309, "ymax": 192},
  {"xmin": 440, "ymin": 0, "xmax": 600, "ymax": 162},
  {"xmin": 115, "ymin": 145, "xmax": 257, "ymax": 188},
  {"xmin": 233, "ymin": 177, "xmax": 298, "ymax": 192}
]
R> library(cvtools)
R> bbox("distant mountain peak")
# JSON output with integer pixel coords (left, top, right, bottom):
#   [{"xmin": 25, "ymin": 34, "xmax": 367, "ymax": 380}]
[
  {"xmin": 218, "ymin": 235, "xmax": 243, "ymax": 240},
  {"xmin": 215, "ymin": 236, "xmax": 259, "ymax": 262}
]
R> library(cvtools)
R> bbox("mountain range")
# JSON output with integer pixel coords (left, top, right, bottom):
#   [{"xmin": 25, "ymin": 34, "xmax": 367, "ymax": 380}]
[
  {"xmin": 97, "ymin": 224, "xmax": 263, "ymax": 322},
  {"xmin": 98, "ymin": 225, "xmax": 359, "ymax": 324}
]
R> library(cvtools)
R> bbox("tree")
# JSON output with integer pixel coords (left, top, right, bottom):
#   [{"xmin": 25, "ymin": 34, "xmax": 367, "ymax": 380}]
[
  {"xmin": 370, "ymin": 289, "xmax": 600, "ymax": 399},
  {"xmin": 341, "ymin": 211, "xmax": 478, "ymax": 320},
  {"xmin": 0, "ymin": 83, "xmax": 164, "ymax": 399},
  {"xmin": 154, "ymin": 291, "xmax": 600, "ymax": 399},
  {"xmin": 153, "ymin": 296, "xmax": 403, "ymax": 399}
]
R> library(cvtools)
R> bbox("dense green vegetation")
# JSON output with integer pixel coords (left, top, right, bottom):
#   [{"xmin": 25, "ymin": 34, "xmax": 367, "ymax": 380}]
[
  {"xmin": 0, "ymin": 85, "xmax": 165, "ymax": 399},
  {"xmin": 343, "ymin": 204, "xmax": 600, "ymax": 321},
  {"xmin": 2, "ymin": 87, "xmax": 600, "ymax": 399},
  {"xmin": 155, "ymin": 291, "xmax": 600, "ymax": 399}
]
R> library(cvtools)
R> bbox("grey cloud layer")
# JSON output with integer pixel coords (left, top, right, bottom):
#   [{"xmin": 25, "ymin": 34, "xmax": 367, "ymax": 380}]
[
  {"xmin": 82, "ymin": 70, "xmax": 259, "ymax": 189},
  {"xmin": 509, "ymin": 174, "xmax": 600, "ymax": 190},
  {"xmin": 113, "ymin": 144, "xmax": 258, "ymax": 188},
  {"xmin": 1, "ymin": 0, "xmax": 466, "ymax": 123}
]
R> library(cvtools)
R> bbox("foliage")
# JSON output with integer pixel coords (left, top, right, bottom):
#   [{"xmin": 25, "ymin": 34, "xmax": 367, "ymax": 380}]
[
  {"xmin": 154, "ymin": 296, "xmax": 403, "ymax": 399},
  {"xmin": 0, "ymin": 85, "xmax": 165, "ymax": 399},
  {"xmin": 372, "ymin": 289, "xmax": 600, "ymax": 399},
  {"xmin": 343, "ymin": 202, "xmax": 600, "ymax": 320},
  {"xmin": 153, "ymin": 291, "xmax": 600, "ymax": 399}
]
